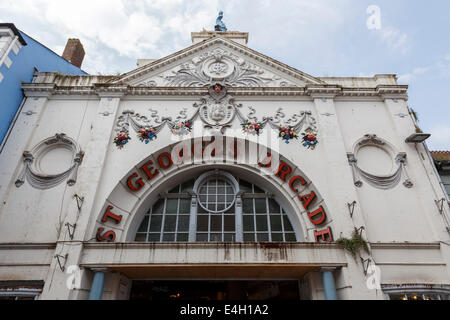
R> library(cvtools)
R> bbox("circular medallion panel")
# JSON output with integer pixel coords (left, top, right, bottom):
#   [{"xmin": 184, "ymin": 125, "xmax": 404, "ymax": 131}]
[
  {"xmin": 356, "ymin": 145, "xmax": 394, "ymax": 176},
  {"xmin": 202, "ymin": 57, "xmax": 235, "ymax": 80}
]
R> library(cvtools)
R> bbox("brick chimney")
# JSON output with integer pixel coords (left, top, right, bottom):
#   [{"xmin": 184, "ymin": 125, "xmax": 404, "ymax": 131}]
[{"xmin": 62, "ymin": 39, "xmax": 85, "ymax": 68}]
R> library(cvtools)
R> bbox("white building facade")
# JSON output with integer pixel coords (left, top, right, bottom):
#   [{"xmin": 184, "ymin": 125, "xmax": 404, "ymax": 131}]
[{"xmin": 0, "ymin": 30, "xmax": 449, "ymax": 300}]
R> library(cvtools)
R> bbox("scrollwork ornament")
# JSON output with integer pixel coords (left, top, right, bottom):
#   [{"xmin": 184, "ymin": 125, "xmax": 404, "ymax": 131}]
[
  {"xmin": 15, "ymin": 134, "xmax": 83, "ymax": 190},
  {"xmin": 348, "ymin": 138, "xmax": 413, "ymax": 190}
]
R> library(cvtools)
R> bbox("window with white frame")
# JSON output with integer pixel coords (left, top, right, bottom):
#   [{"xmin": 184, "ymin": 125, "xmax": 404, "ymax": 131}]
[{"xmin": 135, "ymin": 170, "xmax": 297, "ymax": 243}]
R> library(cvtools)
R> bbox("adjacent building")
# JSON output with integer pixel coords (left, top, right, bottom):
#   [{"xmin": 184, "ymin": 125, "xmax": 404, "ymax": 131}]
[
  {"xmin": 0, "ymin": 27, "xmax": 449, "ymax": 300},
  {"xmin": 0, "ymin": 23, "xmax": 86, "ymax": 147}
]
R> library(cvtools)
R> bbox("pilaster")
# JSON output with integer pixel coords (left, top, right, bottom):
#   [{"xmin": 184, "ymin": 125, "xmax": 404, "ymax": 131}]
[
  {"xmin": 40, "ymin": 92, "xmax": 124, "ymax": 299},
  {"xmin": 0, "ymin": 92, "xmax": 52, "ymax": 211},
  {"xmin": 311, "ymin": 93, "xmax": 380, "ymax": 299}
]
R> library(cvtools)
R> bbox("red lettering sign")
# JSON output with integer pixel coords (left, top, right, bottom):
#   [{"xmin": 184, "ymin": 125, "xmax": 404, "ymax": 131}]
[
  {"xmin": 289, "ymin": 175, "xmax": 306, "ymax": 193},
  {"xmin": 275, "ymin": 161, "xmax": 292, "ymax": 181},
  {"xmin": 258, "ymin": 153, "xmax": 272, "ymax": 168},
  {"xmin": 96, "ymin": 228, "xmax": 116, "ymax": 242},
  {"xmin": 314, "ymin": 227, "xmax": 333, "ymax": 243},
  {"xmin": 101, "ymin": 205, "xmax": 123, "ymax": 224},
  {"xmin": 307, "ymin": 206, "xmax": 327, "ymax": 225},
  {"xmin": 126, "ymin": 173, "xmax": 145, "ymax": 191},
  {"xmin": 299, "ymin": 191, "xmax": 316, "ymax": 210},
  {"xmin": 140, "ymin": 160, "xmax": 160, "ymax": 180},
  {"xmin": 158, "ymin": 152, "xmax": 173, "ymax": 169}
]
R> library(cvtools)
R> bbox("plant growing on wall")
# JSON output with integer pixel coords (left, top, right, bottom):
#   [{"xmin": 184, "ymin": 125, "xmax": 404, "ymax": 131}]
[{"xmin": 336, "ymin": 228, "xmax": 370, "ymax": 258}]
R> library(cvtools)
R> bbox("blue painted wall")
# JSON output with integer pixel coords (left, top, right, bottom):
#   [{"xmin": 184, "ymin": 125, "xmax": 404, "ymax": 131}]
[{"xmin": 0, "ymin": 30, "xmax": 87, "ymax": 145}]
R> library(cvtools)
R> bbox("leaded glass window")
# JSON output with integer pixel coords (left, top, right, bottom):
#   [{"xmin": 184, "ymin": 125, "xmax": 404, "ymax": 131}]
[{"xmin": 135, "ymin": 171, "xmax": 297, "ymax": 243}]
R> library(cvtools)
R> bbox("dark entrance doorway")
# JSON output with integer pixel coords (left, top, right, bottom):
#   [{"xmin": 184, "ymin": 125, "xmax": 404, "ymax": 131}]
[{"xmin": 130, "ymin": 280, "xmax": 300, "ymax": 300}]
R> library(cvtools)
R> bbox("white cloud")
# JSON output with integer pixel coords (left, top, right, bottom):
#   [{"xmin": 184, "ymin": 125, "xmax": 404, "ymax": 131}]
[
  {"xmin": 378, "ymin": 26, "xmax": 410, "ymax": 54},
  {"xmin": 428, "ymin": 125, "xmax": 450, "ymax": 151},
  {"xmin": 398, "ymin": 66, "xmax": 429, "ymax": 83},
  {"xmin": 0, "ymin": 0, "xmax": 221, "ymax": 73},
  {"xmin": 0, "ymin": 0, "xmax": 354, "ymax": 74}
]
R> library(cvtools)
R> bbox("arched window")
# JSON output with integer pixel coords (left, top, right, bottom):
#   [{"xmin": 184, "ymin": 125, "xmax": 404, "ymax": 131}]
[{"xmin": 135, "ymin": 171, "xmax": 297, "ymax": 242}]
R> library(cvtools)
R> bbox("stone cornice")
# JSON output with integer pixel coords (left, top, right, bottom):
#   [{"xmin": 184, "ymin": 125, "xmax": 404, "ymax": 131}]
[
  {"xmin": 377, "ymin": 85, "xmax": 409, "ymax": 101},
  {"xmin": 305, "ymin": 84, "xmax": 342, "ymax": 98},
  {"xmin": 21, "ymin": 83, "xmax": 410, "ymax": 99},
  {"xmin": 94, "ymin": 84, "xmax": 128, "ymax": 98},
  {"xmin": 22, "ymin": 83, "xmax": 56, "ymax": 98}
]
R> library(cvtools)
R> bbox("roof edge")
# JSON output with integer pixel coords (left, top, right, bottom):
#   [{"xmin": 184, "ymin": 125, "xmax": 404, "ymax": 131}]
[{"xmin": 0, "ymin": 23, "xmax": 27, "ymax": 46}]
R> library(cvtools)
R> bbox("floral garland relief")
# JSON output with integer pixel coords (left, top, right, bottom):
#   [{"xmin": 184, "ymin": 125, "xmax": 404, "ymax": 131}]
[
  {"xmin": 302, "ymin": 131, "xmax": 318, "ymax": 150},
  {"xmin": 279, "ymin": 125, "xmax": 298, "ymax": 144},
  {"xmin": 240, "ymin": 107, "xmax": 319, "ymax": 149},
  {"xmin": 114, "ymin": 131, "xmax": 131, "ymax": 149},
  {"xmin": 241, "ymin": 119, "xmax": 263, "ymax": 135},
  {"xmin": 138, "ymin": 127, "xmax": 157, "ymax": 144},
  {"xmin": 112, "ymin": 86, "xmax": 319, "ymax": 151},
  {"xmin": 171, "ymin": 120, "xmax": 192, "ymax": 135}
]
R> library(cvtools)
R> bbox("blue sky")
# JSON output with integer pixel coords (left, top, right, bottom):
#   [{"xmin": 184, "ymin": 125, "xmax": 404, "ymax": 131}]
[{"xmin": 1, "ymin": 0, "xmax": 449, "ymax": 150}]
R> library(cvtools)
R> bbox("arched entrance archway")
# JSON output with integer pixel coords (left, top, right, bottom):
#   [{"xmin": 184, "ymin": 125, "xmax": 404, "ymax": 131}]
[
  {"xmin": 85, "ymin": 138, "xmax": 342, "ymax": 300},
  {"xmin": 94, "ymin": 137, "xmax": 334, "ymax": 244}
]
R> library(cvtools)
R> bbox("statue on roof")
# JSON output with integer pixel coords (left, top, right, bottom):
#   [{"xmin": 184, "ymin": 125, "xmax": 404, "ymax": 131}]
[{"xmin": 215, "ymin": 11, "xmax": 227, "ymax": 31}]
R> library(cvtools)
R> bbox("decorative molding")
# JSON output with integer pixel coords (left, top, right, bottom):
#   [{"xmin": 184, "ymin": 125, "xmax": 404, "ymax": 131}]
[
  {"xmin": 147, "ymin": 48, "xmax": 293, "ymax": 88},
  {"xmin": 22, "ymin": 83, "xmax": 55, "ymax": 98},
  {"xmin": 193, "ymin": 84, "xmax": 238, "ymax": 133},
  {"xmin": 15, "ymin": 134, "xmax": 84, "ymax": 190},
  {"xmin": 358, "ymin": 134, "xmax": 385, "ymax": 146},
  {"xmin": 347, "ymin": 136, "xmax": 413, "ymax": 189},
  {"xmin": 112, "ymin": 37, "xmax": 324, "ymax": 86},
  {"xmin": 21, "ymin": 82, "xmax": 411, "ymax": 100}
]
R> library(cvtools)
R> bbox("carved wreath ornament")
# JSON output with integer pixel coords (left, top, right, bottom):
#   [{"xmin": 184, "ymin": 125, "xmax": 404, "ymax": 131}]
[
  {"xmin": 15, "ymin": 134, "xmax": 84, "ymax": 190},
  {"xmin": 113, "ymin": 84, "xmax": 319, "ymax": 150},
  {"xmin": 347, "ymin": 134, "xmax": 413, "ymax": 190},
  {"xmin": 137, "ymin": 48, "xmax": 294, "ymax": 88}
]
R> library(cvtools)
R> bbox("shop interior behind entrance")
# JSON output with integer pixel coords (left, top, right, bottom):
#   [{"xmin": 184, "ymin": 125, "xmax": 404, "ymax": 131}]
[{"xmin": 130, "ymin": 280, "xmax": 302, "ymax": 300}]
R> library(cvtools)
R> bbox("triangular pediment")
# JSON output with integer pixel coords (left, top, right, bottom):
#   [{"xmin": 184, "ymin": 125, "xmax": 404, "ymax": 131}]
[{"xmin": 110, "ymin": 36, "xmax": 324, "ymax": 87}]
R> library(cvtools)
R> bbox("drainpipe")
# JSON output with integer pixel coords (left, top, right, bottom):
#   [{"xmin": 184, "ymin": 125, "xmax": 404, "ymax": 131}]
[
  {"xmin": 88, "ymin": 269, "xmax": 108, "ymax": 300},
  {"xmin": 321, "ymin": 268, "xmax": 338, "ymax": 300}
]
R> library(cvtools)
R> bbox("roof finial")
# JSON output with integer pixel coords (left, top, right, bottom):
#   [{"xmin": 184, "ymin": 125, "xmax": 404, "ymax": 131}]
[{"xmin": 215, "ymin": 11, "xmax": 227, "ymax": 31}]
